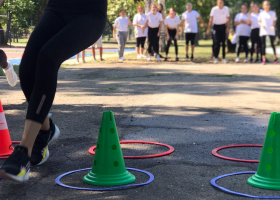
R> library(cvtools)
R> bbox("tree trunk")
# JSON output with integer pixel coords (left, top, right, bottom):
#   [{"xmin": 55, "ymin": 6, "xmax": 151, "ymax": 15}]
[{"xmin": 158, "ymin": 0, "xmax": 166, "ymax": 53}]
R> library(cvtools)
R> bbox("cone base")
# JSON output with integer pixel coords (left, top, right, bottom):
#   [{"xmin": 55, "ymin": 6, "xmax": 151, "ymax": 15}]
[
  {"xmin": 0, "ymin": 149, "xmax": 13, "ymax": 157},
  {"xmin": 83, "ymin": 170, "xmax": 136, "ymax": 186},
  {"xmin": 247, "ymin": 173, "xmax": 280, "ymax": 190}
]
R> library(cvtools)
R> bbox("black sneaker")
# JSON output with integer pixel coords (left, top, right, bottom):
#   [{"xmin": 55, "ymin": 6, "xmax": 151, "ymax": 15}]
[
  {"xmin": 164, "ymin": 57, "xmax": 168, "ymax": 62},
  {"xmin": 185, "ymin": 55, "xmax": 189, "ymax": 61},
  {"xmin": 30, "ymin": 118, "xmax": 60, "ymax": 166},
  {"xmin": 176, "ymin": 57, "xmax": 179, "ymax": 62},
  {"xmin": 190, "ymin": 56, "xmax": 194, "ymax": 62},
  {"xmin": 250, "ymin": 58, "xmax": 253, "ymax": 63},
  {"xmin": 0, "ymin": 146, "xmax": 30, "ymax": 182},
  {"xmin": 255, "ymin": 59, "xmax": 261, "ymax": 63}
]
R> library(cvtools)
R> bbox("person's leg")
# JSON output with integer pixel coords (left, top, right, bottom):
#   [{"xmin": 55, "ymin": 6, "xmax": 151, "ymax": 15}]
[
  {"xmin": 76, "ymin": 53, "xmax": 79, "ymax": 62},
  {"xmin": 136, "ymin": 38, "xmax": 140, "ymax": 55},
  {"xmin": 116, "ymin": 31, "xmax": 123, "ymax": 59},
  {"xmin": 237, "ymin": 36, "xmax": 244, "ymax": 58},
  {"xmin": 165, "ymin": 38, "xmax": 171, "ymax": 57},
  {"xmin": 213, "ymin": 27, "xmax": 221, "ymax": 59},
  {"xmin": 91, "ymin": 47, "xmax": 96, "ymax": 60},
  {"xmin": 221, "ymin": 28, "xmax": 226, "ymax": 59},
  {"xmin": 185, "ymin": 33, "xmax": 189, "ymax": 58},
  {"xmin": 99, "ymin": 47, "xmax": 103, "ymax": 60},
  {"xmin": 244, "ymin": 37, "xmax": 249, "ymax": 59},
  {"xmin": 148, "ymin": 28, "xmax": 153, "ymax": 57},
  {"xmin": 122, "ymin": 31, "xmax": 128, "ymax": 59},
  {"xmin": 269, "ymin": 35, "xmax": 277, "ymax": 60},
  {"xmin": 250, "ymin": 31, "xmax": 255, "ymax": 60},
  {"xmin": 140, "ymin": 37, "xmax": 145, "ymax": 55},
  {"xmin": 82, "ymin": 50, "xmax": 85, "ymax": 62},
  {"xmin": 154, "ymin": 28, "xmax": 160, "ymax": 55},
  {"xmin": 191, "ymin": 33, "xmax": 196, "ymax": 60},
  {"xmin": 0, "ymin": 12, "xmax": 107, "ymax": 182},
  {"xmin": 261, "ymin": 36, "xmax": 266, "ymax": 62}
]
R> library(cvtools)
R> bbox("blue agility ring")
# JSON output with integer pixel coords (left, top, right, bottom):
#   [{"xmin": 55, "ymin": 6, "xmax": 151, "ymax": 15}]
[
  {"xmin": 211, "ymin": 171, "xmax": 280, "ymax": 199},
  {"xmin": 55, "ymin": 167, "xmax": 154, "ymax": 191}
]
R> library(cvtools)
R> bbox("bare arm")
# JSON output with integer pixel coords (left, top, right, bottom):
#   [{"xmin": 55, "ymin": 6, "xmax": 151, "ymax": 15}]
[
  {"xmin": 181, "ymin": 19, "xmax": 185, "ymax": 35},
  {"xmin": 207, "ymin": 16, "xmax": 214, "ymax": 34},
  {"xmin": 113, "ymin": 26, "xmax": 117, "ymax": 39},
  {"xmin": 246, "ymin": 12, "xmax": 251, "ymax": 25},
  {"xmin": 198, "ymin": 16, "xmax": 206, "ymax": 27},
  {"xmin": 226, "ymin": 16, "xmax": 230, "ymax": 33}
]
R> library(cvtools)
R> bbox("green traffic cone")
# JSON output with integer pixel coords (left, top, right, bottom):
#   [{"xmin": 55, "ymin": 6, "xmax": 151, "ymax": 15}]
[
  {"xmin": 247, "ymin": 112, "xmax": 280, "ymax": 190},
  {"xmin": 83, "ymin": 111, "xmax": 136, "ymax": 186}
]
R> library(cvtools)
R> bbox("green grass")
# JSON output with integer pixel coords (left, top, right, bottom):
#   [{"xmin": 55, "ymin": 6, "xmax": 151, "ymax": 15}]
[{"xmin": 0, "ymin": 65, "xmax": 19, "ymax": 76}]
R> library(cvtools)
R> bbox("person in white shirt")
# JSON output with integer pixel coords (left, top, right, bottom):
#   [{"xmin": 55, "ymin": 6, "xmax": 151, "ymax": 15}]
[
  {"xmin": 158, "ymin": 3, "xmax": 166, "ymax": 20},
  {"xmin": 234, "ymin": 4, "xmax": 251, "ymax": 63},
  {"xmin": 259, "ymin": 0, "xmax": 278, "ymax": 65},
  {"xmin": 164, "ymin": 8, "xmax": 180, "ymax": 62},
  {"xmin": 247, "ymin": 4, "xmax": 261, "ymax": 63},
  {"xmin": 91, "ymin": 36, "xmax": 104, "ymax": 61},
  {"xmin": 181, "ymin": 3, "xmax": 206, "ymax": 61},
  {"xmin": 113, "ymin": 9, "xmax": 132, "ymax": 62},
  {"xmin": 207, "ymin": 0, "xmax": 230, "ymax": 64},
  {"xmin": 146, "ymin": 3, "xmax": 163, "ymax": 62},
  {"xmin": 133, "ymin": 5, "xmax": 148, "ymax": 59}
]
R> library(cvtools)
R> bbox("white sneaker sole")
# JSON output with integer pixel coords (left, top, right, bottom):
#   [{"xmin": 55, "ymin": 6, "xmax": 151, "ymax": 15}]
[
  {"xmin": 37, "ymin": 125, "xmax": 60, "ymax": 166},
  {"xmin": 0, "ymin": 169, "xmax": 29, "ymax": 182}
]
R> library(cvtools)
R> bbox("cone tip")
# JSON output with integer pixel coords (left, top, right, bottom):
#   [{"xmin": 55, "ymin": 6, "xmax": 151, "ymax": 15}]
[{"xmin": 0, "ymin": 100, "xmax": 3, "ymax": 113}]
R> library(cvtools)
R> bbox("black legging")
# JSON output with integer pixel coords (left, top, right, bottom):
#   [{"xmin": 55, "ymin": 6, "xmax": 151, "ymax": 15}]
[
  {"xmin": 166, "ymin": 29, "xmax": 178, "ymax": 56},
  {"xmin": 0, "ymin": 49, "xmax": 8, "ymax": 69},
  {"xmin": 19, "ymin": 2, "xmax": 107, "ymax": 124},
  {"xmin": 237, "ymin": 36, "xmax": 249, "ymax": 58},
  {"xmin": 136, "ymin": 37, "xmax": 146, "ymax": 48},
  {"xmin": 261, "ymin": 35, "xmax": 276, "ymax": 56},
  {"xmin": 213, "ymin": 24, "xmax": 226, "ymax": 59},
  {"xmin": 251, "ymin": 28, "xmax": 261, "ymax": 59},
  {"xmin": 148, "ymin": 27, "xmax": 159, "ymax": 54}
]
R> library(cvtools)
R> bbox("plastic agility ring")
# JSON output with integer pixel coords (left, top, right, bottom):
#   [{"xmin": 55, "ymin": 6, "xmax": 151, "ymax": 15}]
[
  {"xmin": 89, "ymin": 141, "xmax": 175, "ymax": 159},
  {"xmin": 211, "ymin": 171, "xmax": 280, "ymax": 199},
  {"xmin": 55, "ymin": 167, "xmax": 154, "ymax": 191},
  {"xmin": 0, "ymin": 141, "xmax": 21, "ymax": 159},
  {"xmin": 212, "ymin": 144, "xmax": 263, "ymax": 163}
]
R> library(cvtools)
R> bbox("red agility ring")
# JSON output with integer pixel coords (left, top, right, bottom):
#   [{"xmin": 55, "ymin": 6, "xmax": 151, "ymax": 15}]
[
  {"xmin": 212, "ymin": 144, "xmax": 263, "ymax": 163},
  {"xmin": 0, "ymin": 141, "xmax": 21, "ymax": 159},
  {"xmin": 88, "ymin": 141, "xmax": 175, "ymax": 159}
]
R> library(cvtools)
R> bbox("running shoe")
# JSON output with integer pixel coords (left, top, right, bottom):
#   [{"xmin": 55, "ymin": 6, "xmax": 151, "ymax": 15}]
[
  {"xmin": 156, "ymin": 55, "xmax": 161, "ymax": 62},
  {"xmin": 137, "ymin": 54, "xmax": 141, "ymax": 59},
  {"xmin": 214, "ymin": 58, "xmax": 219, "ymax": 64},
  {"xmin": 30, "ymin": 118, "xmax": 60, "ymax": 166},
  {"xmin": 262, "ymin": 61, "xmax": 266, "ymax": 65},
  {"xmin": 147, "ymin": 56, "xmax": 151, "ymax": 61},
  {"xmin": 190, "ymin": 56, "xmax": 194, "ymax": 62},
  {"xmin": 0, "ymin": 146, "xmax": 30, "ymax": 182},
  {"xmin": 141, "ymin": 54, "xmax": 147, "ymax": 58},
  {"xmin": 250, "ymin": 58, "xmax": 253, "ymax": 63},
  {"xmin": 3, "ymin": 61, "xmax": 18, "ymax": 87},
  {"xmin": 222, "ymin": 59, "xmax": 229, "ymax": 64},
  {"xmin": 176, "ymin": 57, "xmax": 179, "ymax": 62},
  {"xmin": 83, "ymin": 60, "xmax": 86, "ymax": 63},
  {"xmin": 118, "ymin": 57, "xmax": 123, "ymax": 62},
  {"xmin": 100, "ymin": 58, "xmax": 105, "ymax": 61},
  {"xmin": 164, "ymin": 57, "xmax": 168, "ymax": 62},
  {"xmin": 122, "ymin": 57, "xmax": 126, "ymax": 61},
  {"xmin": 255, "ymin": 59, "xmax": 261, "ymax": 63},
  {"xmin": 244, "ymin": 58, "xmax": 249, "ymax": 63},
  {"xmin": 185, "ymin": 55, "xmax": 189, "ymax": 61},
  {"xmin": 235, "ymin": 57, "xmax": 240, "ymax": 63},
  {"xmin": 274, "ymin": 59, "xmax": 278, "ymax": 64}
]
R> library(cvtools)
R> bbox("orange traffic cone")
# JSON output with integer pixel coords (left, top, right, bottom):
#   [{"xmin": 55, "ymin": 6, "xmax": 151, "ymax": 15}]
[{"xmin": 0, "ymin": 100, "xmax": 13, "ymax": 156}]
